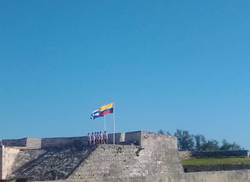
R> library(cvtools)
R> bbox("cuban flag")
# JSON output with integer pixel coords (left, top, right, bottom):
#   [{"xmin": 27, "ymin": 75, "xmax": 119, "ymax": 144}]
[{"xmin": 90, "ymin": 110, "xmax": 102, "ymax": 120}]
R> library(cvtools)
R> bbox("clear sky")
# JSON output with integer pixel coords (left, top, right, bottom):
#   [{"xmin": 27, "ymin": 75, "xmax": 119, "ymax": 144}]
[{"xmin": 0, "ymin": 0, "xmax": 250, "ymax": 149}]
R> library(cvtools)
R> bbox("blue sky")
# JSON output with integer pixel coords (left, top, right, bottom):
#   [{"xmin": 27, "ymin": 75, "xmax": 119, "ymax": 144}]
[{"xmin": 0, "ymin": 0, "xmax": 250, "ymax": 149}]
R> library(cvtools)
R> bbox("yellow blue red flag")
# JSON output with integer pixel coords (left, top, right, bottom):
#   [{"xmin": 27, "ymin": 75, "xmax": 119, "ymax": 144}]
[
  {"xmin": 90, "ymin": 103, "xmax": 114, "ymax": 120},
  {"xmin": 99, "ymin": 103, "xmax": 113, "ymax": 112}
]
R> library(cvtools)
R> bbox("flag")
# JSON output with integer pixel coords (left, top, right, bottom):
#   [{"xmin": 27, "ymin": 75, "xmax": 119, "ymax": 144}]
[
  {"xmin": 90, "ymin": 103, "xmax": 114, "ymax": 119},
  {"xmin": 99, "ymin": 103, "xmax": 113, "ymax": 112},
  {"xmin": 100, "ymin": 107, "xmax": 113, "ymax": 116},
  {"xmin": 90, "ymin": 110, "xmax": 102, "ymax": 120}
]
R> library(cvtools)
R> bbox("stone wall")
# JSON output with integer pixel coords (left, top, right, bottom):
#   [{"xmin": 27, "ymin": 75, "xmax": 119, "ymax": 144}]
[
  {"xmin": 34, "ymin": 175, "xmax": 181, "ymax": 182},
  {"xmin": 107, "ymin": 133, "xmax": 121, "ymax": 144},
  {"xmin": 26, "ymin": 138, "xmax": 42, "ymax": 149},
  {"xmin": 2, "ymin": 138, "xmax": 41, "ymax": 149},
  {"xmin": 34, "ymin": 171, "xmax": 250, "ymax": 182},
  {"xmin": 10, "ymin": 149, "xmax": 46, "ymax": 176},
  {"xmin": 178, "ymin": 151, "xmax": 192, "ymax": 160},
  {"xmin": 107, "ymin": 131, "xmax": 142, "ymax": 145},
  {"xmin": 68, "ymin": 133, "xmax": 184, "ymax": 182},
  {"xmin": 3, "ymin": 131, "xmax": 250, "ymax": 182},
  {"xmin": 124, "ymin": 131, "xmax": 142, "ymax": 145},
  {"xmin": 2, "ymin": 131, "xmax": 143, "ymax": 151},
  {"xmin": 185, "ymin": 170, "xmax": 250, "ymax": 182},
  {"xmin": 41, "ymin": 132, "xmax": 142, "ymax": 148},
  {"xmin": 140, "ymin": 132, "xmax": 185, "ymax": 181},
  {"xmin": 10, "ymin": 146, "xmax": 95, "ymax": 181},
  {"xmin": 41, "ymin": 137, "xmax": 88, "ymax": 149},
  {"xmin": 0, "ymin": 146, "xmax": 20, "ymax": 180},
  {"xmin": 2, "ymin": 138, "xmax": 26, "ymax": 147}
]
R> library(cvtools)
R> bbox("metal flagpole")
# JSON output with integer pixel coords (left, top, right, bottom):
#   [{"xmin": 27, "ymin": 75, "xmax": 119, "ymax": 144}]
[
  {"xmin": 113, "ymin": 103, "xmax": 116, "ymax": 145},
  {"xmin": 103, "ymin": 115, "xmax": 106, "ymax": 131}
]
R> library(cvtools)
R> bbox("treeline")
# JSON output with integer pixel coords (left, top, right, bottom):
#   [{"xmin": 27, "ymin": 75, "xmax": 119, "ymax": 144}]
[{"xmin": 158, "ymin": 129, "xmax": 243, "ymax": 151}]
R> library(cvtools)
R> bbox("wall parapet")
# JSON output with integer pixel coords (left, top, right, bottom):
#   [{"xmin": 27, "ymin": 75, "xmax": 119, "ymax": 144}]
[{"xmin": 1, "ymin": 131, "xmax": 145, "ymax": 149}]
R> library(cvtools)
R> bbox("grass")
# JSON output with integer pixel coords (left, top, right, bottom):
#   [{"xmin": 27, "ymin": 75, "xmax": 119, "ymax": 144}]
[{"xmin": 182, "ymin": 157, "xmax": 250, "ymax": 166}]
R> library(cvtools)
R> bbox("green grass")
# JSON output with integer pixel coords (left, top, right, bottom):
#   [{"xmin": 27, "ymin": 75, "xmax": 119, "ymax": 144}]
[{"xmin": 182, "ymin": 157, "xmax": 250, "ymax": 166}]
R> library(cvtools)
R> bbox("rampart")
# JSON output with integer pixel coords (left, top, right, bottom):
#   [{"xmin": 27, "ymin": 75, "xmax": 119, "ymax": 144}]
[
  {"xmin": 2, "ymin": 131, "xmax": 143, "ymax": 149},
  {"xmin": 2, "ymin": 138, "xmax": 41, "ymax": 149},
  {"xmin": 1, "ymin": 131, "xmax": 250, "ymax": 182}
]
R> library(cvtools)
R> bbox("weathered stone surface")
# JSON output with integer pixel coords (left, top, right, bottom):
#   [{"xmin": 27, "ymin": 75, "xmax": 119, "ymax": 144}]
[
  {"xmin": 34, "ymin": 171, "xmax": 250, "ymax": 182},
  {"xmin": 185, "ymin": 170, "xmax": 250, "ymax": 182},
  {"xmin": 67, "ymin": 132, "xmax": 185, "ymax": 182},
  {"xmin": 10, "ymin": 149, "xmax": 46, "ymax": 174},
  {"xmin": 0, "ymin": 146, "xmax": 19, "ymax": 179},
  {"xmin": 178, "ymin": 151, "xmax": 192, "ymax": 160},
  {"xmin": 9, "ymin": 145, "xmax": 95, "ymax": 181},
  {"xmin": 2, "ymin": 138, "xmax": 27, "ymax": 147}
]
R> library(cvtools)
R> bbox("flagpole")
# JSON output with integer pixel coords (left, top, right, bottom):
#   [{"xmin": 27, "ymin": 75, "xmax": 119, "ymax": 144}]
[
  {"xmin": 113, "ymin": 102, "xmax": 116, "ymax": 145},
  {"xmin": 103, "ymin": 115, "xmax": 106, "ymax": 131}
]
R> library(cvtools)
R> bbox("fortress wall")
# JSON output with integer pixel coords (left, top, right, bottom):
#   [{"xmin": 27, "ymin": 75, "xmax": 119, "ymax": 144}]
[
  {"xmin": 6, "ymin": 131, "xmax": 250, "ymax": 182},
  {"xmin": 0, "ymin": 146, "xmax": 20, "ymax": 180},
  {"xmin": 2, "ymin": 138, "xmax": 26, "ymax": 147},
  {"xmin": 2, "ymin": 131, "xmax": 143, "ymax": 150},
  {"xmin": 125, "ymin": 131, "xmax": 142, "ymax": 145},
  {"xmin": 34, "ymin": 175, "xmax": 185, "ymax": 182},
  {"xmin": 185, "ymin": 170, "xmax": 250, "ymax": 182},
  {"xmin": 141, "ymin": 132, "xmax": 178, "ymax": 149},
  {"xmin": 69, "ymin": 132, "xmax": 184, "ymax": 182},
  {"xmin": 41, "ymin": 132, "xmax": 138, "ymax": 148},
  {"xmin": 69, "ymin": 145, "xmax": 140, "ymax": 180},
  {"xmin": 34, "ymin": 171, "xmax": 250, "ymax": 182},
  {"xmin": 3, "ymin": 136, "xmax": 88, "ymax": 149},
  {"xmin": 34, "ymin": 176, "xmax": 157, "ymax": 182},
  {"xmin": 41, "ymin": 136, "xmax": 88, "ymax": 148},
  {"xmin": 2, "ymin": 138, "xmax": 41, "ymax": 149},
  {"xmin": 26, "ymin": 138, "xmax": 41, "ymax": 149},
  {"xmin": 107, "ymin": 133, "xmax": 121, "ymax": 144},
  {"xmin": 8, "ymin": 149, "xmax": 46, "ymax": 179},
  {"xmin": 140, "ymin": 132, "xmax": 185, "ymax": 180},
  {"xmin": 178, "ymin": 151, "xmax": 192, "ymax": 160},
  {"xmin": 10, "ymin": 146, "xmax": 95, "ymax": 181},
  {"xmin": 107, "ymin": 131, "xmax": 142, "ymax": 145}
]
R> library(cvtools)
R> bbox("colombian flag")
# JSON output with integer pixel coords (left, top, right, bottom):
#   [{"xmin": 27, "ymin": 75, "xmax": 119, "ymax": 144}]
[
  {"xmin": 90, "ymin": 103, "xmax": 114, "ymax": 120},
  {"xmin": 99, "ymin": 103, "xmax": 114, "ymax": 116}
]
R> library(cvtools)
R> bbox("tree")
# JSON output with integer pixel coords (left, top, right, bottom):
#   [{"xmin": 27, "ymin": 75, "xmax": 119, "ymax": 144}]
[
  {"xmin": 201, "ymin": 140, "xmax": 220, "ymax": 151},
  {"xmin": 194, "ymin": 134, "xmax": 206, "ymax": 151},
  {"xmin": 158, "ymin": 129, "xmax": 172, "ymax": 136},
  {"xmin": 158, "ymin": 128, "xmax": 244, "ymax": 151},
  {"xmin": 174, "ymin": 130, "xmax": 194, "ymax": 151},
  {"xmin": 220, "ymin": 139, "xmax": 242, "ymax": 151}
]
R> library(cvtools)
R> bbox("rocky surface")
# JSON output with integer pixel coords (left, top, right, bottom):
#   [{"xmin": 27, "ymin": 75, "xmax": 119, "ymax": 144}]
[
  {"xmin": 69, "ymin": 133, "xmax": 184, "ymax": 181},
  {"xmin": 6, "ymin": 132, "xmax": 184, "ymax": 181},
  {"xmin": 9, "ymin": 145, "xmax": 95, "ymax": 181},
  {"xmin": 10, "ymin": 149, "xmax": 46, "ymax": 174}
]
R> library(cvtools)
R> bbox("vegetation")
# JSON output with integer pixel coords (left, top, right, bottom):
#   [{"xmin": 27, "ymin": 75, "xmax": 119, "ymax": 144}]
[
  {"xmin": 158, "ymin": 129, "xmax": 243, "ymax": 151},
  {"xmin": 182, "ymin": 157, "xmax": 250, "ymax": 172},
  {"xmin": 182, "ymin": 157, "xmax": 250, "ymax": 166}
]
